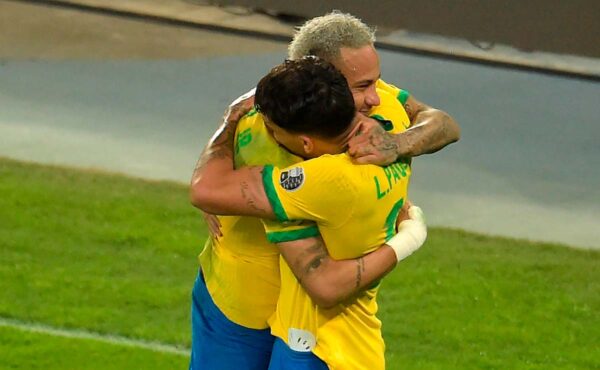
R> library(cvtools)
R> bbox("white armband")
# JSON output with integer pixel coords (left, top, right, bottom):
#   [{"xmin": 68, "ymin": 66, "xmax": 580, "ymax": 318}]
[{"xmin": 387, "ymin": 206, "xmax": 427, "ymax": 263}]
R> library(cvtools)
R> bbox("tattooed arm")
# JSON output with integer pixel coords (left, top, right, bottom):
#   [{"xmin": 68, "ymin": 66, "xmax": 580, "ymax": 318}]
[
  {"xmin": 277, "ymin": 236, "xmax": 397, "ymax": 308},
  {"xmin": 191, "ymin": 121, "xmax": 420, "ymax": 308},
  {"xmin": 190, "ymin": 123, "xmax": 411, "ymax": 308},
  {"xmin": 348, "ymin": 95, "xmax": 460, "ymax": 165},
  {"xmin": 276, "ymin": 202, "xmax": 423, "ymax": 308},
  {"xmin": 189, "ymin": 117, "xmax": 416, "ymax": 308},
  {"xmin": 399, "ymin": 95, "xmax": 460, "ymax": 157},
  {"xmin": 189, "ymin": 91, "xmax": 276, "ymax": 218}
]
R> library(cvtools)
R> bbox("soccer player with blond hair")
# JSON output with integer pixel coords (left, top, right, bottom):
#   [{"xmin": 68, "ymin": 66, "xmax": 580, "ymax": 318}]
[{"xmin": 189, "ymin": 11, "xmax": 458, "ymax": 370}]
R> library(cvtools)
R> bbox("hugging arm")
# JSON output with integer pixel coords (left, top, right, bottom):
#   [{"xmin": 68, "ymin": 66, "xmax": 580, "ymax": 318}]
[
  {"xmin": 189, "ymin": 112, "xmax": 421, "ymax": 308},
  {"xmin": 190, "ymin": 92, "xmax": 427, "ymax": 308},
  {"xmin": 277, "ymin": 236, "xmax": 397, "ymax": 308},
  {"xmin": 189, "ymin": 92, "xmax": 275, "ymax": 219},
  {"xmin": 349, "ymin": 94, "xmax": 460, "ymax": 165},
  {"xmin": 397, "ymin": 95, "xmax": 461, "ymax": 157},
  {"xmin": 275, "ymin": 203, "xmax": 427, "ymax": 308}
]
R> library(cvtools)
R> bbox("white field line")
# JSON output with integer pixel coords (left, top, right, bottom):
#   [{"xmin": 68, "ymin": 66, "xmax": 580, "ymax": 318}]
[{"xmin": 0, "ymin": 317, "xmax": 189, "ymax": 357}]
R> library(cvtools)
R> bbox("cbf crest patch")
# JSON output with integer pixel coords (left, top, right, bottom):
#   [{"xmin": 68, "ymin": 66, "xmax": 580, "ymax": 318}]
[{"xmin": 280, "ymin": 167, "xmax": 304, "ymax": 191}]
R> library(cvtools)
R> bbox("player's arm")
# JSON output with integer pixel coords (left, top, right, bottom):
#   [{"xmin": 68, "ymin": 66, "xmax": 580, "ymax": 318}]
[
  {"xmin": 400, "ymin": 94, "xmax": 461, "ymax": 156},
  {"xmin": 278, "ymin": 236, "xmax": 395, "ymax": 308},
  {"xmin": 189, "ymin": 92, "xmax": 276, "ymax": 219},
  {"xmin": 275, "ymin": 205, "xmax": 427, "ymax": 308},
  {"xmin": 192, "ymin": 128, "xmax": 349, "ymax": 222},
  {"xmin": 349, "ymin": 91, "xmax": 460, "ymax": 165}
]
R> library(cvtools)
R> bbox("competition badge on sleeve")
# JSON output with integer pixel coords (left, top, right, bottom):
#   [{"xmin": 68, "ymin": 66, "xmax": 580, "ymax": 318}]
[{"xmin": 279, "ymin": 167, "xmax": 304, "ymax": 191}]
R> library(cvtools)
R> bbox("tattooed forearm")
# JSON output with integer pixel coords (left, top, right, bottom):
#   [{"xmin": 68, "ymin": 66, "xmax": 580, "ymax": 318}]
[
  {"xmin": 304, "ymin": 242, "xmax": 328, "ymax": 274},
  {"xmin": 307, "ymin": 254, "xmax": 326, "ymax": 272},
  {"xmin": 240, "ymin": 180, "xmax": 268, "ymax": 213},
  {"xmin": 403, "ymin": 101, "xmax": 416, "ymax": 119},
  {"xmin": 193, "ymin": 146, "xmax": 229, "ymax": 174},
  {"xmin": 355, "ymin": 257, "xmax": 365, "ymax": 288},
  {"xmin": 192, "ymin": 119, "xmax": 237, "ymax": 180},
  {"xmin": 291, "ymin": 240, "xmax": 329, "ymax": 286},
  {"xmin": 396, "ymin": 109, "xmax": 459, "ymax": 157},
  {"xmin": 278, "ymin": 236, "xmax": 400, "ymax": 308},
  {"xmin": 369, "ymin": 133, "xmax": 399, "ymax": 155}
]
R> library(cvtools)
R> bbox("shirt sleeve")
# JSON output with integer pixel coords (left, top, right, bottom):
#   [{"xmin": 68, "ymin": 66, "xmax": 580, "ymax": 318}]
[
  {"xmin": 376, "ymin": 79, "xmax": 411, "ymax": 106},
  {"xmin": 371, "ymin": 88, "xmax": 412, "ymax": 132},
  {"xmin": 261, "ymin": 156, "xmax": 358, "ymax": 227},
  {"xmin": 261, "ymin": 219, "xmax": 320, "ymax": 243}
]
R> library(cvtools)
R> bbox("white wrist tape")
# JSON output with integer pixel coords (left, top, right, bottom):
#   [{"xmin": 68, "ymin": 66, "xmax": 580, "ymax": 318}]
[{"xmin": 387, "ymin": 206, "xmax": 427, "ymax": 263}]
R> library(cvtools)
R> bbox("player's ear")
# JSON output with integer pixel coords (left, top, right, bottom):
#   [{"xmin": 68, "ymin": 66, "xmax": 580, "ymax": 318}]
[{"xmin": 300, "ymin": 135, "xmax": 314, "ymax": 155}]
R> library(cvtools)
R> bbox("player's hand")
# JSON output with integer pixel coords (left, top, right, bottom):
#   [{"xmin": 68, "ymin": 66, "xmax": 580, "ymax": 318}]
[
  {"xmin": 223, "ymin": 89, "xmax": 255, "ymax": 125},
  {"xmin": 203, "ymin": 212, "xmax": 222, "ymax": 239},
  {"xmin": 348, "ymin": 118, "xmax": 399, "ymax": 166},
  {"xmin": 387, "ymin": 203, "xmax": 427, "ymax": 263},
  {"xmin": 395, "ymin": 200, "xmax": 412, "ymax": 231}
]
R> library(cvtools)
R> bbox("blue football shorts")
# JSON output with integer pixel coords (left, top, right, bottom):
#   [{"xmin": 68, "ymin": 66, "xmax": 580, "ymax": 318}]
[
  {"xmin": 189, "ymin": 271, "xmax": 275, "ymax": 370},
  {"xmin": 268, "ymin": 338, "xmax": 329, "ymax": 370}
]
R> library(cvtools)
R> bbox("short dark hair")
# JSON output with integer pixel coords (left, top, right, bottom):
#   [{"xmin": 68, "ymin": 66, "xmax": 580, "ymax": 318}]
[{"xmin": 255, "ymin": 56, "xmax": 355, "ymax": 139}]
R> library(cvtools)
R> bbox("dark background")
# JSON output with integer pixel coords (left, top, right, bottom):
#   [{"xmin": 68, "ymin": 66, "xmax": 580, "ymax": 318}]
[{"xmin": 213, "ymin": 0, "xmax": 600, "ymax": 58}]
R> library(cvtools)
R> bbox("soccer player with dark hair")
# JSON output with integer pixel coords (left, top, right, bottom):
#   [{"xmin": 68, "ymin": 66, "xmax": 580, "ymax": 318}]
[
  {"xmin": 192, "ymin": 57, "xmax": 426, "ymax": 370},
  {"xmin": 189, "ymin": 11, "xmax": 458, "ymax": 370}
]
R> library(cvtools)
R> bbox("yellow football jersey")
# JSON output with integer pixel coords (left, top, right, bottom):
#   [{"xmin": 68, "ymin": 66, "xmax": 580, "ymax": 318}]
[
  {"xmin": 198, "ymin": 108, "xmax": 308, "ymax": 329},
  {"xmin": 377, "ymin": 79, "xmax": 411, "ymax": 110},
  {"xmin": 263, "ymin": 155, "xmax": 411, "ymax": 370},
  {"xmin": 262, "ymin": 91, "xmax": 412, "ymax": 370},
  {"xmin": 198, "ymin": 81, "xmax": 411, "ymax": 332}
]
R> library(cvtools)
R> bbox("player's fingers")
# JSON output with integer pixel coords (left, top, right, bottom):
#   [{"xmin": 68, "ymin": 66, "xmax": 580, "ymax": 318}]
[
  {"xmin": 355, "ymin": 116, "xmax": 378, "ymax": 133},
  {"xmin": 204, "ymin": 213, "xmax": 222, "ymax": 237},
  {"xmin": 395, "ymin": 202, "xmax": 411, "ymax": 230},
  {"xmin": 396, "ymin": 201, "xmax": 413, "ymax": 223},
  {"xmin": 351, "ymin": 154, "xmax": 379, "ymax": 165},
  {"xmin": 206, "ymin": 219, "xmax": 216, "ymax": 237},
  {"xmin": 349, "ymin": 143, "xmax": 373, "ymax": 157},
  {"xmin": 228, "ymin": 96, "xmax": 255, "ymax": 122},
  {"xmin": 408, "ymin": 206, "xmax": 426, "ymax": 224},
  {"xmin": 353, "ymin": 120, "xmax": 374, "ymax": 137},
  {"xmin": 348, "ymin": 141, "xmax": 367, "ymax": 156},
  {"xmin": 213, "ymin": 219, "xmax": 223, "ymax": 237},
  {"xmin": 210, "ymin": 222, "xmax": 222, "ymax": 238},
  {"xmin": 349, "ymin": 131, "xmax": 370, "ymax": 144},
  {"xmin": 211, "ymin": 218, "xmax": 221, "ymax": 235}
]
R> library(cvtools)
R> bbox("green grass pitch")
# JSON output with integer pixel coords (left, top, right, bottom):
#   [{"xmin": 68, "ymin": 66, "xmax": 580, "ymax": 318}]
[{"xmin": 0, "ymin": 157, "xmax": 598, "ymax": 369}]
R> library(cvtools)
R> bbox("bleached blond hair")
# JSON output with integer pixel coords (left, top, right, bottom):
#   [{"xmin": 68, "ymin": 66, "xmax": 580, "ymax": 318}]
[{"xmin": 288, "ymin": 11, "xmax": 376, "ymax": 62}]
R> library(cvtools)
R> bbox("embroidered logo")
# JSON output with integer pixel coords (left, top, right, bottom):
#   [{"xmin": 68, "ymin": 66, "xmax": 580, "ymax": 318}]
[{"xmin": 279, "ymin": 167, "xmax": 304, "ymax": 191}]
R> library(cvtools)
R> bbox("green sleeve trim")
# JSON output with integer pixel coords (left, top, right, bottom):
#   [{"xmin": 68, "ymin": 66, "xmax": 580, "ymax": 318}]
[
  {"xmin": 367, "ymin": 280, "xmax": 381, "ymax": 290},
  {"xmin": 266, "ymin": 225, "xmax": 320, "ymax": 243},
  {"xmin": 397, "ymin": 90, "xmax": 410, "ymax": 106},
  {"xmin": 370, "ymin": 114, "xmax": 394, "ymax": 132},
  {"xmin": 261, "ymin": 165, "xmax": 289, "ymax": 222},
  {"xmin": 243, "ymin": 107, "xmax": 258, "ymax": 118},
  {"xmin": 384, "ymin": 198, "xmax": 405, "ymax": 241}
]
